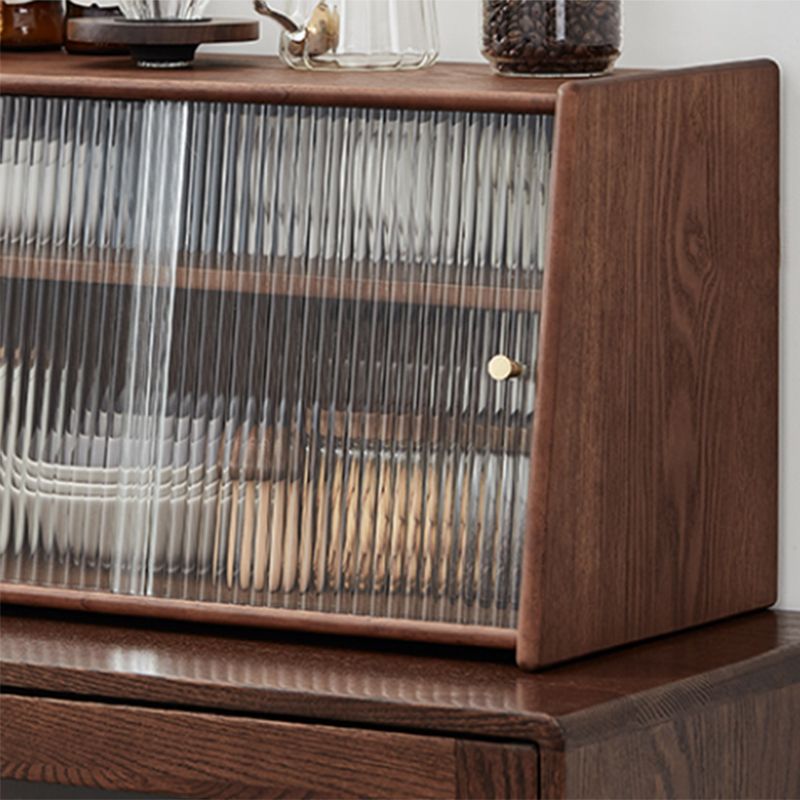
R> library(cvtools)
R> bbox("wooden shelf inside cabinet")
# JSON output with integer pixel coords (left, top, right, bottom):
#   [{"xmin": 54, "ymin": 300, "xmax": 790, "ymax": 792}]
[{"xmin": 0, "ymin": 250, "xmax": 543, "ymax": 312}]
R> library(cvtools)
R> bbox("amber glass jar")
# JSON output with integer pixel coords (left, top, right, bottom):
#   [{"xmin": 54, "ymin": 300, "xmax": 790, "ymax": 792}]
[
  {"xmin": 482, "ymin": 0, "xmax": 622, "ymax": 77},
  {"xmin": 65, "ymin": 0, "xmax": 126, "ymax": 54},
  {"xmin": 1, "ymin": 0, "xmax": 64, "ymax": 49}
]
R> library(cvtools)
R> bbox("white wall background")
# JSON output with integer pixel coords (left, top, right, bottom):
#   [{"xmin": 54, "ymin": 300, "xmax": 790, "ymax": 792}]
[{"xmin": 206, "ymin": 0, "xmax": 800, "ymax": 611}]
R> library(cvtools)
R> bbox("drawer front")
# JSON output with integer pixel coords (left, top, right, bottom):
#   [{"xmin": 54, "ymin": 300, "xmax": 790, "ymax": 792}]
[{"xmin": 0, "ymin": 694, "xmax": 538, "ymax": 799}]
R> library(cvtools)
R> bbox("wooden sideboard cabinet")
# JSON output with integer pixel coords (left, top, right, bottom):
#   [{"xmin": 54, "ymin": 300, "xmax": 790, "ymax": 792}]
[
  {"xmin": 1, "ymin": 607, "xmax": 799, "ymax": 799},
  {"xmin": 0, "ymin": 54, "xmax": 780, "ymax": 670}
]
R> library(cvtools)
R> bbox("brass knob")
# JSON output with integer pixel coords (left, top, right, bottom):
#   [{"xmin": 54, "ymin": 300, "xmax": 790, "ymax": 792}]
[{"xmin": 488, "ymin": 355, "xmax": 524, "ymax": 381}]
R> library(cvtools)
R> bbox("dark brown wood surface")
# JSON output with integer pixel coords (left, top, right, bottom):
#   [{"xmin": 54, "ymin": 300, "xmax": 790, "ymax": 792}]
[
  {"xmin": 0, "ymin": 53, "xmax": 646, "ymax": 114},
  {"xmin": 520, "ymin": 60, "xmax": 780, "ymax": 668},
  {"xmin": 455, "ymin": 741, "xmax": 539, "ymax": 800},
  {"xmin": 0, "ymin": 607, "xmax": 796, "ymax": 742},
  {"xmin": 1, "ymin": 694, "xmax": 475, "ymax": 799},
  {"xmin": 66, "ymin": 17, "xmax": 259, "ymax": 47},
  {"xmin": 0, "ymin": 584, "xmax": 517, "ymax": 650},
  {"xmin": 1, "ymin": 608, "xmax": 799, "ymax": 799},
  {"xmin": 548, "ymin": 678, "xmax": 800, "ymax": 799}
]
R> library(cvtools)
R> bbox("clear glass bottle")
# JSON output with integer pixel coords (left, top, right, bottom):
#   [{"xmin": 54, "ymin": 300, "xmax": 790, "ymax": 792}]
[
  {"xmin": 65, "ymin": 1, "xmax": 126, "ymax": 54},
  {"xmin": 253, "ymin": 0, "xmax": 439, "ymax": 71},
  {"xmin": 482, "ymin": 0, "xmax": 622, "ymax": 77},
  {"xmin": 0, "ymin": 0, "xmax": 64, "ymax": 50}
]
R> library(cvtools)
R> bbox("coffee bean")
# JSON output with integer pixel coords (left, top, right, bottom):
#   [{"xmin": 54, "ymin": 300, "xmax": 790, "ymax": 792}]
[{"xmin": 482, "ymin": 0, "xmax": 622, "ymax": 76}]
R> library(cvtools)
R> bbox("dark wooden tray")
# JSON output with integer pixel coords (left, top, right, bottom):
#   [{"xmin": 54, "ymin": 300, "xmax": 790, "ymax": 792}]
[{"xmin": 66, "ymin": 18, "xmax": 259, "ymax": 68}]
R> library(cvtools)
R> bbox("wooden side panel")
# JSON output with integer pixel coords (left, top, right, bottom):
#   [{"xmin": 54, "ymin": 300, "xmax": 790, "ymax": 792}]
[
  {"xmin": 0, "ymin": 695, "xmax": 459, "ymax": 799},
  {"xmin": 455, "ymin": 741, "xmax": 539, "ymax": 799},
  {"xmin": 519, "ymin": 61, "xmax": 780, "ymax": 668},
  {"xmin": 559, "ymin": 681, "xmax": 800, "ymax": 799},
  {"xmin": 539, "ymin": 640, "xmax": 800, "ymax": 798}
]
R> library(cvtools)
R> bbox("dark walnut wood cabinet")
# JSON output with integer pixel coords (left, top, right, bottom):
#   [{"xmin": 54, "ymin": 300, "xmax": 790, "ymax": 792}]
[
  {"xmin": 0, "ymin": 54, "xmax": 781, "ymax": 670},
  {"xmin": 1, "ymin": 607, "xmax": 799, "ymax": 799}
]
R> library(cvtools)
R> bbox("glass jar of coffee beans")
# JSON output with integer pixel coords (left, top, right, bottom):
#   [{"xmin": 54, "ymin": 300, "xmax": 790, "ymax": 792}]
[{"xmin": 482, "ymin": 0, "xmax": 622, "ymax": 77}]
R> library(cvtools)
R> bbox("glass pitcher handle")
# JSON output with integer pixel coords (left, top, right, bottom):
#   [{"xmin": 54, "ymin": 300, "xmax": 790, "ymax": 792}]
[
  {"xmin": 252, "ymin": 0, "xmax": 302, "ymax": 34},
  {"xmin": 252, "ymin": 0, "xmax": 338, "ymax": 57}
]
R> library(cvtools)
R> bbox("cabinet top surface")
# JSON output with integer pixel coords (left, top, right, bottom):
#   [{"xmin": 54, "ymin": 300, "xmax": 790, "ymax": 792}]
[
  {"xmin": 1, "ymin": 607, "xmax": 798, "ymax": 746},
  {"xmin": 0, "ymin": 52, "xmax": 649, "ymax": 113}
]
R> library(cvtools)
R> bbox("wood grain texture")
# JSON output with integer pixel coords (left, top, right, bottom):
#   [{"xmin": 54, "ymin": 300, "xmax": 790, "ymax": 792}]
[
  {"xmin": 0, "ymin": 694, "xmax": 459, "ymax": 799},
  {"xmin": 1, "ymin": 609, "xmax": 798, "ymax": 799},
  {"xmin": 455, "ymin": 741, "xmax": 538, "ymax": 800},
  {"xmin": 1, "ymin": 607, "xmax": 797, "ymax": 745},
  {"xmin": 0, "ymin": 584, "xmax": 517, "ymax": 650},
  {"xmin": 545, "ymin": 664, "xmax": 800, "ymax": 798},
  {"xmin": 0, "ymin": 52, "xmax": 585, "ymax": 114},
  {"xmin": 519, "ymin": 60, "xmax": 780, "ymax": 668}
]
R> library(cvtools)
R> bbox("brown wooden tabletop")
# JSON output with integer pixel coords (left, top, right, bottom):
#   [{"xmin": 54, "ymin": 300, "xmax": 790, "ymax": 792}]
[
  {"xmin": 0, "ymin": 606, "xmax": 797, "ymax": 741},
  {"xmin": 2, "ymin": 607, "xmax": 799, "ymax": 798},
  {"xmin": 0, "ymin": 52, "xmax": 653, "ymax": 114}
]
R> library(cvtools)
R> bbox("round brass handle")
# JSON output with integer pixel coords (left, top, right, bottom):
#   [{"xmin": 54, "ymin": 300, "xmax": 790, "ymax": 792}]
[{"xmin": 488, "ymin": 355, "xmax": 524, "ymax": 381}]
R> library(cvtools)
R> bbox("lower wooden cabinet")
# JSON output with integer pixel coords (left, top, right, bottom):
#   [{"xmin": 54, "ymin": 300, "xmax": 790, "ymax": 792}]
[
  {"xmin": 1, "ymin": 608, "xmax": 799, "ymax": 799},
  {"xmin": 0, "ymin": 694, "xmax": 537, "ymax": 799}
]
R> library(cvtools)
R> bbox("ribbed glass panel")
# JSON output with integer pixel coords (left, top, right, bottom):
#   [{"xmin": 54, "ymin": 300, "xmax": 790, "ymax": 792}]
[{"xmin": 0, "ymin": 94, "xmax": 552, "ymax": 628}]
